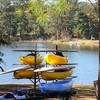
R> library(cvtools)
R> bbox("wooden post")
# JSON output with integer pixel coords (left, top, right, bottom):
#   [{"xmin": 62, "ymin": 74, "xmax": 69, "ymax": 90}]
[
  {"xmin": 46, "ymin": 51, "xmax": 47, "ymax": 67},
  {"xmin": 34, "ymin": 44, "xmax": 37, "ymax": 92},
  {"xmin": 56, "ymin": 45, "xmax": 58, "ymax": 50},
  {"xmin": 98, "ymin": 0, "xmax": 100, "ymax": 100},
  {"xmin": 87, "ymin": 0, "xmax": 100, "ymax": 99},
  {"xmin": 34, "ymin": 51, "xmax": 37, "ymax": 92}
]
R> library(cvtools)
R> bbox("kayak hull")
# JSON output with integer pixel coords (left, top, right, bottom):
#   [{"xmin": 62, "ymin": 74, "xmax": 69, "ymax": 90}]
[
  {"xmin": 19, "ymin": 55, "xmax": 42, "ymax": 65},
  {"xmin": 14, "ymin": 70, "xmax": 35, "ymax": 79},
  {"xmin": 41, "ymin": 70, "xmax": 73, "ymax": 80},
  {"xmin": 39, "ymin": 78, "xmax": 73, "ymax": 93},
  {"xmin": 44, "ymin": 53, "xmax": 68, "ymax": 65}
]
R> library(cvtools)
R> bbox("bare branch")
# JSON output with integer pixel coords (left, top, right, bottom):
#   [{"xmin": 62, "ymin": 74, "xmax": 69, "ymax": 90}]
[{"xmin": 87, "ymin": 0, "xmax": 98, "ymax": 14}]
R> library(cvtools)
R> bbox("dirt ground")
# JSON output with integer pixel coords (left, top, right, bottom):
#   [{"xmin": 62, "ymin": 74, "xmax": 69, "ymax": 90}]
[
  {"xmin": 45, "ymin": 96, "xmax": 96, "ymax": 100},
  {"xmin": 0, "ymin": 84, "xmax": 97, "ymax": 100},
  {"xmin": 72, "ymin": 96, "xmax": 96, "ymax": 100}
]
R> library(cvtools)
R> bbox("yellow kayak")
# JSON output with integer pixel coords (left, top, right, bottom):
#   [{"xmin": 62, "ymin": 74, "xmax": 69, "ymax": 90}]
[
  {"xmin": 41, "ymin": 70, "xmax": 73, "ymax": 80},
  {"xmin": 19, "ymin": 55, "xmax": 42, "ymax": 65},
  {"xmin": 44, "ymin": 53, "xmax": 68, "ymax": 65},
  {"xmin": 13, "ymin": 70, "xmax": 36, "ymax": 79}
]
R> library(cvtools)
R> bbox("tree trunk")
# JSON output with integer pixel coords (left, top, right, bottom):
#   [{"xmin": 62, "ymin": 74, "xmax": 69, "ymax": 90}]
[{"xmin": 98, "ymin": 0, "xmax": 100, "ymax": 100}]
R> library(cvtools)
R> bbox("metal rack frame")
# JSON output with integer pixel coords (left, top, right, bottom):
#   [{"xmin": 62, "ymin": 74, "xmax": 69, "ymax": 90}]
[{"xmin": 13, "ymin": 45, "xmax": 78, "ymax": 100}]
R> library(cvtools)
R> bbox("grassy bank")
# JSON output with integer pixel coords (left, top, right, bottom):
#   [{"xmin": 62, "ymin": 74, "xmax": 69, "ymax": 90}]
[
  {"xmin": 18, "ymin": 39, "xmax": 99, "ymax": 49},
  {"xmin": 47, "ymin": 39, "xmax": 99, "ymax": 48}
]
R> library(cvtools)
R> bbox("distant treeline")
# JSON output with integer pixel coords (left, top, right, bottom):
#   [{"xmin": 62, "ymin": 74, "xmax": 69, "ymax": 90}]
[{"xmin": 0, "ymin": 0, "xmax": 99, "ymax": 43}]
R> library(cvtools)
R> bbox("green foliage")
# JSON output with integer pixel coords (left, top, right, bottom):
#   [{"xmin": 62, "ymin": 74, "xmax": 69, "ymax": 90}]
[{"xmin": 0, "ymin": 0, "xmax": 99, "ymax": 44}]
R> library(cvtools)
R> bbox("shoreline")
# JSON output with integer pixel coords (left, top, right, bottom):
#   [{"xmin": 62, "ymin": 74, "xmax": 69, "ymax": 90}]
[
  {"xmin": 17, "ymin": 39, "xmax": 99, "ymax": 48},
  {"xmin": 44, "ymin": 39, "xmax": 99, "ymax": 48}
]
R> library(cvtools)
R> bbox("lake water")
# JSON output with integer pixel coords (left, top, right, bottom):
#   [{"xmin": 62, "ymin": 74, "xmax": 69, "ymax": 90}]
[{"xmin": 0, "ymin": 42, "xmax": 99, "ymax": 85}]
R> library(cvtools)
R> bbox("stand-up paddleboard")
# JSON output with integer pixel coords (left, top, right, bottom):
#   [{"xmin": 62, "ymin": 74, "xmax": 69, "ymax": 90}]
[
  {"xmin": 34, "ymin": 66, "xmax": 75, "ymax": 72},
  {"xmin": 0, "ymin": 64, "xmax": 44, "ymax": 75},
  {"xmin": 0, "ymin": 65, "xmax": 32, "ymax": 75}
]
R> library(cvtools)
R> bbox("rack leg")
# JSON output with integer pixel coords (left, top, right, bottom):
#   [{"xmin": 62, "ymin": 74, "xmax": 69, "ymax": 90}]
[{"xmin": 63, "ymin": 96, "xmax": 72, "ymax": 100}]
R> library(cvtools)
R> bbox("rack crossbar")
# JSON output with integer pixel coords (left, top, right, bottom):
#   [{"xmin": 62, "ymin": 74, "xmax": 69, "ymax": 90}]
[{"xmin": 13, "ymin": 50, "xmax": 78, "ymax": 52}]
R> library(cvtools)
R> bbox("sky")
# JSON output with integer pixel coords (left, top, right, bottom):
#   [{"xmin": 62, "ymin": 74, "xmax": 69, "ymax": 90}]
[
  {"xmin": 79, "ymin": 0, "xmax": 96, "ymax": 3},
  {"xmin": 47, "ymin": 0, "xmax": 97, "ymax": 3}
]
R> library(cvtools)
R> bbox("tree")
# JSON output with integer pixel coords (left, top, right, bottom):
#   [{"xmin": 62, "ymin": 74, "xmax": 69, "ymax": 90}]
[
  {"xmin": 46, "ymin": 0, "xmax": 75, "ymax": 40},
  {"xmin": 0, "ymin": 0, "xmax": 99, "ymax": 42}
]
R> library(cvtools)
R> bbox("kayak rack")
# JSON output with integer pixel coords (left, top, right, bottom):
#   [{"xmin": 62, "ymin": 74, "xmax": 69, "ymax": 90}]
[{"xmin": 13, "ymin": 44, "xmax": 78, "ymax": 100}]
